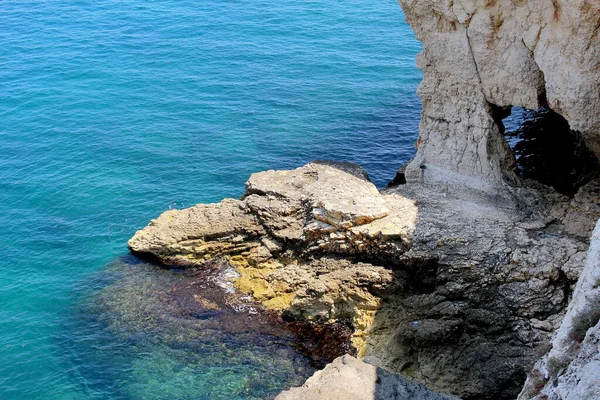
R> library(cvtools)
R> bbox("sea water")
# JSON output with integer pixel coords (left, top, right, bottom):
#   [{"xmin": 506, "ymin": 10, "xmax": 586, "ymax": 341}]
[{"xmin": 0, "ymin": 1, "xmax": 421, "ymax": 398}]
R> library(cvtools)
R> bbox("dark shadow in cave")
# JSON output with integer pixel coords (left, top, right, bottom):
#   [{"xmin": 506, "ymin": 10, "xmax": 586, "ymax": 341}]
[{"xmin": 501, "ymin": 106, "xmax": 599, "ymax": 196}]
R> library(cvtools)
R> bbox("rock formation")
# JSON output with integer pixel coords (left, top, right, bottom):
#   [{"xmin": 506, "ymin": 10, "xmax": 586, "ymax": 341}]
[
  {"xmin": 398, "ymin": 0, "xmax": 600, "ymax": 194},
  {"xmin": 128, "ymin": 2, "xmax": 600, "ymax": 399},
  {"xmin": 390, "ymin": 1, "xmax": 600, "ymax": 395},
  {"xmin": 129, "ymin": 161, "xmax": 593, "ymax": 399},
  {"xmin": 518, "ymin": 220, "xmax": 600, "ymax": 399},
  {"xmin": 129, "ymin": 161, "xmax": 415, "ymax": 352},
  {"xmin": 275, "ymin": 355, "xmax": 459, "ymax": 400}
]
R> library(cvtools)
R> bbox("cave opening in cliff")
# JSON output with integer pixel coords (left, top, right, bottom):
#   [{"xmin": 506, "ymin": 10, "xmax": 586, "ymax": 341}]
[{"xmin": 499, "ymin": 106, "xmax": 599, "ymax": 196}]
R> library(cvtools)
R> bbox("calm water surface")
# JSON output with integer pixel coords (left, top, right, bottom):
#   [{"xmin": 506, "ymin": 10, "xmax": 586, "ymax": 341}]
[{"xmin": 0, "ymin": 1, "xmax": 421, "ymax": 398}]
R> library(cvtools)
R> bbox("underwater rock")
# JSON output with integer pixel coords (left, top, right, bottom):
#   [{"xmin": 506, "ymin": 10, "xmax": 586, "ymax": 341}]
[{"xmin": 79, "ymin": 256, "xmax": 363, "ymax": 399}]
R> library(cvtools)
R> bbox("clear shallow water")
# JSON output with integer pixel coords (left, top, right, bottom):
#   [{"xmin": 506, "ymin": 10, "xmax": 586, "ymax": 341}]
[
  {"xmin": 67, "ymin": 257, "xmax": 326, "ymax": 400},
  {"xmin": 0, "ymin": 1, "xmax": 421, "ymax": 398}
]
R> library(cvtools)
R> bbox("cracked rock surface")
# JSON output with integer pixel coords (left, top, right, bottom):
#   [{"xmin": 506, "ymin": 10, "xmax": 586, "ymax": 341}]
[
  {"xmin": 518, "ymin": 220, "xmax": 600, "ymax": 400},
  {"xmin": 363, "ymin": 182, "xmax": 588, "ymax": 399}
]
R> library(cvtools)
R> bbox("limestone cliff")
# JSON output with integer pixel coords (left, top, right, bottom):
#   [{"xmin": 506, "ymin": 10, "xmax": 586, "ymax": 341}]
[{"xmin": 398, "ymin": 0, "xmax": 600, "ymax": 194}]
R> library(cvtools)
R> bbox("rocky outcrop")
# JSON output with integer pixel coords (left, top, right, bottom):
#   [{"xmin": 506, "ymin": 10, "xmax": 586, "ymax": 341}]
[
  {"xmin": 518, "ymin": 219, "xmax": 600, "ymax": 399},
  {"xmin": 398, "ymin": 0, "xmax": 600, "ymax": 194},
  {"xmin": 129, "ymin": 161, "xmax": 415, "ymax": 352},
  {"xmin": 363, "ymin": 181, "xmax": 589, "ymax": 399},
  {"xmin": 387, "ymin": 2, "xmax": 600, "ymax": 394},
  {"xmin": 390, "ymin": 2, "xmax": 600, "ymax": 395},
  {"xmin": 275, "ymin": 355, "xmax": 459, "ymax": 400},
  {"xmin": 129, "ymin": 161, "xmax": 592, "ymax": 399}
]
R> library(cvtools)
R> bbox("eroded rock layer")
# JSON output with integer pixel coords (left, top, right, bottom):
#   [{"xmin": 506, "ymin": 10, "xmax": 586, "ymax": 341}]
[
  {"xmin": 129, "ymin": 162, "xmax": 417, "ymax": 352},
  {"xmin": 129, "ymin": 161, "xmax": 594, "ymax": 399},
  {"xmin": 398, "ymin": 0, "xmax": 599, "ymax": 194}
]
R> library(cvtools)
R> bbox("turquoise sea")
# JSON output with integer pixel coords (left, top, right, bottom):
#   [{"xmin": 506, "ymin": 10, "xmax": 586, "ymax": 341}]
[{"xmin": 0, "ymin": 1, "xmax": 422, "ymax": 398}]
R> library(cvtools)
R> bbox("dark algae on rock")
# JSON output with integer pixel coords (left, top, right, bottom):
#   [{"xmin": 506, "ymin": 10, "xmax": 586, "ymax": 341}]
[{"xmin": 70, "ymin": 255, "xmax": 353, "ymax": 400}]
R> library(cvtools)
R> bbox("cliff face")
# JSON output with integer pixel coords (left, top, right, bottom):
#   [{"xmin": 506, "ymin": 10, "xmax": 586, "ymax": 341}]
[
  {"xmin": 399, "ymin": 0, "xmax": 600, "ymax": 193},
  {"xmin": 392, "ymin": 3, "xmax": 600, "ymax": 395},
  {"xmin": 518, "ymin": 220, "xmax": 600, "ymax": 400}
]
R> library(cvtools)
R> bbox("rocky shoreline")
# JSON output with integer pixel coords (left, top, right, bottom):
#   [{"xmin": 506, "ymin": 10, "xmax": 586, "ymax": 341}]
[
  {"xmin": 128, "ymin": 160, "xmax": 599, "ymax": 399},
  {"xmin": 127, "ymin": 0, "xmax": 599, "ymax": 398}
]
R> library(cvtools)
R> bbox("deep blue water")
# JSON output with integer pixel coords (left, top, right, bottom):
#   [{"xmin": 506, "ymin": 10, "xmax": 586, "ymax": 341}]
[{"xmin": 0, "ymin": 1, "xmax": 421, "ymax": 398}]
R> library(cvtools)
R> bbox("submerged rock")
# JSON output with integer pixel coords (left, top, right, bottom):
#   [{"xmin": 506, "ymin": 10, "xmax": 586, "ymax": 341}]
[
  {"xmin": 77, "ymin": 255, "xmax": 363, "ymax": 400},
  {"xmin": 275, "ymin": 355, "xmax": 459, "ymax": 400}
]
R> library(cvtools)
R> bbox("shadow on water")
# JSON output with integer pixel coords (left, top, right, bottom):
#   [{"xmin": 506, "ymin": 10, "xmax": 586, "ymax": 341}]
[{"xmin": 58, "ymin": 255, "xmax": 352, "ymax": 400}]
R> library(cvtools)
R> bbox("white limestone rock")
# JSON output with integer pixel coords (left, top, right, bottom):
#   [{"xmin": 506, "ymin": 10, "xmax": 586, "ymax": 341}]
[
  {"xmin": 519, "ymin": 219, "xmax": 600, "ymax": 399},
  {"xmin": 399, "ymin": 0, "xmax": 600, "ymax": 194},
  {"xmin": 275, "ymin": 355, "xmax": 460, "ymax": 400}
]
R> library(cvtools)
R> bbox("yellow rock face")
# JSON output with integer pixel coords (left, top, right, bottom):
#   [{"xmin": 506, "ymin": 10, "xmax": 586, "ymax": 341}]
[
  {"xmin": 232, "ymin": 258, "xmax": 295, "ymax": 312},
  {"xmin": 352, "ymin": 308, "xmax": 380, "ymax": 358},
  {"xmin": 229, "ymin": 253, "xmax": 391, "ymax": 356}
]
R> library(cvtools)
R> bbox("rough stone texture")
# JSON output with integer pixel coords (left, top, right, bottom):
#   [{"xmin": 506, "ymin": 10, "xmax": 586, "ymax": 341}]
[
  {"xmin": 246, "ymin": 162, "xmax": 390, "ymax": 228},
  {"xmin": 362, "ymin": 182, "xmax": 587, "ymax": 399},
  {"xmin": 130, "ymin": 162, "xmax": 412, "ymax": 351},
  {"xmin": 129, "ymin": 162, "xmax": 593, "ymax": 399},
  {"xmin": 127, "ymin": 199, "xmax": 265, "ymax": 265},
  {"xmin": 398, "ymin": 0, "xmax": 600, "ymax": 194},
  {"xmin": 519, "ymin": 219, "xmax": 600, "ymax": 400},
  {"xmin": 275, "ymin": 355, "xmax": 460, "ymax": 400},
  {"xmin": 564, "ymin": 178, "xmax": 600, "ymax": 238}
]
